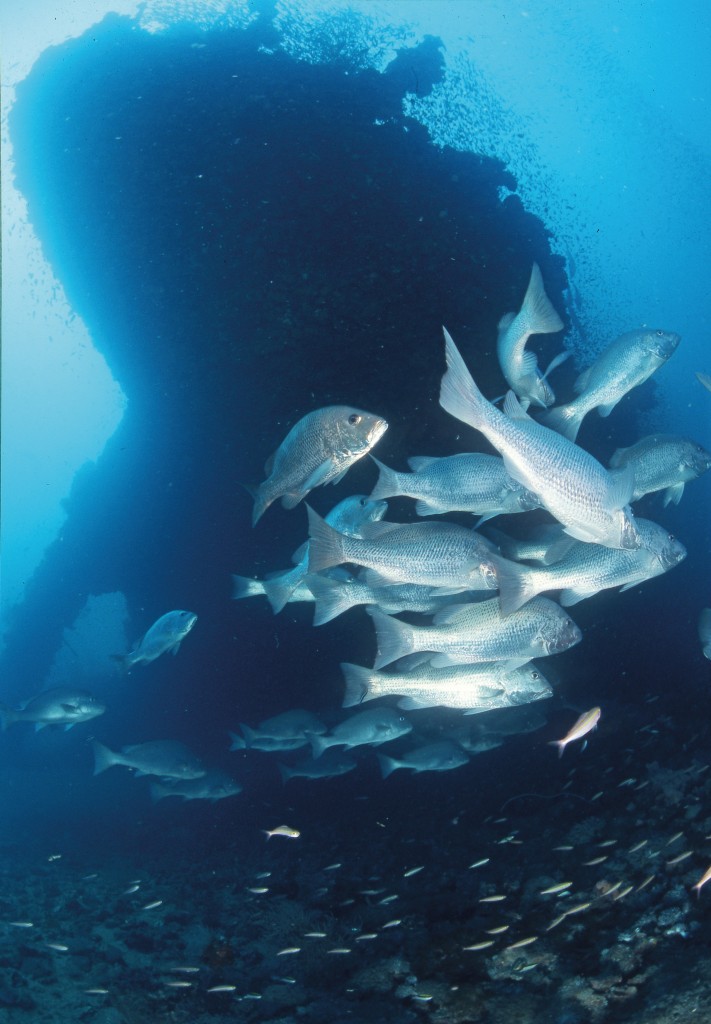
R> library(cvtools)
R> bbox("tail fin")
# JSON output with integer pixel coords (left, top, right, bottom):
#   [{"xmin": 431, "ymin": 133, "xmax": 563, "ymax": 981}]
[
  {"xmin": 240, "ymin": 724, "xmax": 258, "ymax": 748},
  {"xmin": 521, "ymin": 263, "xmax": 564, "ymax": 336},
  {"xmin": 309, "ymin": 733, "xmax": 332, "ymax": 759},
  {"xmin": 377, "ymin": 753, "xmax": 400, "ymax": 779},
  {"xmin": 341, "ymin": 663, "xmax": 375, "ymax": 707},
  {"xmin": 548, "ymin": 740, "xmax": 566, "ymax": 758},
  {"xmin": 228, "ymin": 731, "xmax": 247, "ymax": 751},
  {"xmin": 492, "ymin": 554, "xmax": 540, "ymax": 616},
  {"xmin": 277, "ymin": 763, "xmax": 293, "ymax": 784},
  {"xmin": 439, "ymin": 328, "xmax": 489, "ymax": 433},
  {"xmin": 368, "ymin": 608, "xmax": 417, "ymax": 670},
  {"xmin": 306, "ymin": 505, "xmax": 346, "ymax": 574},
  {"xmin": 262, "ymin": 566, "xmax": 304, "ymax": 614},
  {"xmin": 92, "ymin": 740, "xmax": 117, "ymax": 776},
  {"xmin": 231, "ymin": 574, "xmax": 266, "ymax": 600},
  {"xmin": 149, "ymin": 781, "xmax": 172, "ymax": 802},
  {"xmin": 308, "ymin": 575, "xmax": 358, "ymax": 626},
  {"xmin": 369, "ymin": 457, "xmax": 406, "ymax": 501},
  {"xmin": 544, "ymin": 403, "xmax": 584, "ymax": 442}
]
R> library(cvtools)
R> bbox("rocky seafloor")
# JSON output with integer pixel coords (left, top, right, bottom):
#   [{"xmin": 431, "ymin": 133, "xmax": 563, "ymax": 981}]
[{"xmin": 3, "ymin": 722, "xmax": 711, "ymax": 1024}]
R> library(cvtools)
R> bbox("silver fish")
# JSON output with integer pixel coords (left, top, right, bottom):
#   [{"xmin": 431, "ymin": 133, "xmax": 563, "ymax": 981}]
[
  {"xmin": 368, "ymin": 597, "xmax": 581, "ymax": 670},
  {"xmin": 369, "ymin": 453, "xmax": 541, "ymax": 522},
  {"xmin": 255, "ymin": 495, "xmax": 388, "ymax": 612},
  {"xmin": 496, "ymin": 263, "xmax": 566, "ymax": 408},
  {"xmin": 306, "ymin": 574, "xmax": 460, "ymax": 626},
  {"xmin": 700, "ymin": 609, "xmax": 711, "ymax": 661},
  {"xmin": 251, "ymin": 406, "xmax": 387, "ymax": 525},
  {"xmin": 228, "ymin": 731, "xmax": 310, "ymax": 753},
  {"xmin": 545, "ymin": 328, "xmax": 680, "ymax": 441},
  {"xmin": 0, "ymin": 687, "xmax": 105, "ymax": 731},
  {"xmin": 609, "ymin": 434, "xmax": 711, "ymax": 506},
  {"xmin": 307, "ymin": 508, "xmax": 499, "ymax": 592},
  {"xmin": 150, "ymin": 771, "xmax": 242, "ymax": 802},
  {"xmin": 493, "ymin": 518, "xmax": 686, "ymax": 614},
  {"xmin": 378, "ymin": 741, "xmax": 469, "ymax": 778},
  {"xmin": 696, "ymin": 371, "xmax": 711, "ymax": 393},
  {"xmin": 92, "ymin": 739, "xmax": 206, "ymax": 780},
  {"xmin": 341, "ymin": 660, "xmax": 551, "ymax": 711},
  {"xmin": 112, "ymin": 610, "xmax": 197, "ymax": 668},
  {"xmin": 238, "ymin": 709, "xmax": 326, "ymax": 741},
  {"xmin": 309, "ymin": 708, "xmax": 412, "ymax": 758},
  {"xmin": 278, "ymin": 752, "xmax": 358, "ymax": 783},
  {"xmin": 439, "ymin": 327, "xmax": 640, "ymax": 549}
]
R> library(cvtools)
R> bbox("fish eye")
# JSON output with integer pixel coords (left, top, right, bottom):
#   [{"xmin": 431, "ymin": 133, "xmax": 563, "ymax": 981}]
[
  {"xmin": 348, "ymin": 413, "xmax": 362, "ymax": 425},
  {"xmin": 531, "ymin": 671, "xmax": 539, "ymax": 679},
  {"xmin": 655, "ymin": 329, "xmax": 664, "ymax": 336},
  {"xmin": 667, "ymin": 533, "xmax": 675, "ymax": 541},
  {"xmin": 359, "ymin": 498, "xmax": 367, "ymax": 506}
]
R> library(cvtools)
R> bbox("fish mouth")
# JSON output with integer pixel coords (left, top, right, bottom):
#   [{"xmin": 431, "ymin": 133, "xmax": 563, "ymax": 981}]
[
  {"xmin": 546, "ymin": 623, "xmax": 583, "ymax": 653},
  {"xmin": 653, "ymin": 331, "xmax": 681, "ymax": 359},
  {"xmin": 658, "ymin": 544, "xmax": 687, "ymax": 570},
  {"xmin": 368, "ymin": 419, "xmax": 389, "ymax": 446}
]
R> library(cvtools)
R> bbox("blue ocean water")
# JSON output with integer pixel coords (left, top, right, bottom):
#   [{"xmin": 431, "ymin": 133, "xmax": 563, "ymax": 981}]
[{"xmin": 2, "ymin": 2, "xmax": 710, "ymax": 1021}]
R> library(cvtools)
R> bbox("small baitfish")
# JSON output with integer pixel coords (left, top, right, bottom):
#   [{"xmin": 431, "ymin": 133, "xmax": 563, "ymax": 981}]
[{"xmin": 549, "ymin": 707, "xmax": 601, "ymax": 757}]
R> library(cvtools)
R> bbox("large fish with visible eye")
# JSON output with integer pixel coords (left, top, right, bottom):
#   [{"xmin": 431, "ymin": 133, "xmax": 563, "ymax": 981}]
[
  {"xmin": 0, "ymin": 687, "xmax": 105, "ymax": 731},
  {"xmin": 251, "ymin": 406, "xmax": 388, "ymax": 525},
  {"xmin": 545, "ymin": 328, "xmax": 680, "ymax": 442},
  {"xmin": 111, "ymin": 610, "xmax": 197, "ymax": 668},
  {"xmin": 609, "ymin": 434, "xmax": 711, "ymax": 506},
  {"xmin": 439, "ymin": 327, "xmax": 640, "ymax": 549}
]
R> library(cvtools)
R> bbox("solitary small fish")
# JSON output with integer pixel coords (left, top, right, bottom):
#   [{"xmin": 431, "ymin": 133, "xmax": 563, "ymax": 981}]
[
  {"xmin": 549, "ymin": 707, "xmax": 601, "ymax": 757},
  {"xmin": 250, "ymin": 406, "xmax": 388, "ymax": 525},
  {"xmin": 696, "ymin": 370, "xmax": 711, "ymax": 393},
  {"xmin": 699, "ymin": 609, "xmax": 711, "ymax": 661},
  {"xmin": 112, "ymin": 610, "xmax": 197, "ymax": 668},
  {"xmin": 263, "ymin": 825, "xmax": 300, "ymax": 839}
]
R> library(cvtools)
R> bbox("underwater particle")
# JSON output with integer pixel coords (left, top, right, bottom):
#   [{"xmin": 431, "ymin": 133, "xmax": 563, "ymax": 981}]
[
  {"xmin": 480, "ymin": 894, "xmax": 507, "ymax": 903},
  {"xmin": 613, "ymin": 885, "xmax": 635, "ymax": 901},
  {"xmin": 123, "ymin": 884, "xmax": 140, "ymax": 894},
  {"xmin": 381, "ymin": 919, "xmax": 402, "ymax": 929},
  {"xmin": 164, "ymin": 980, "xmax": 192, "ymax": 988},
  {"xmin": 403, "ymin": 866, "xmax": 424, "ymax": 877},
  {"xmin": 629, "ymin": 839, "xmax": 648, "ymax": 853},
  {"xmin": 208, "ymin": 985, "xmax": 237, "ymax": 993},
  {"xmin": 355, "ymin": 933, "xmax": 378, "ymax": 941},
  {"xmin": 553, "ymin": 845, "xmax": 574, "ymax": 852},
  {"xmin": 9, "ymin": 921, "xmax": 33, "ymax": 928},
  {"xmin": 327, "ymin": 948, "xmax": 352, "ymax": 954},
  {"xmin": 486, "ymin": 925, "xmax": 510, "ymax": 935},
  {"xmin": 45, "ymin": 943, "xmax": 69, "ymax": 952},
  {"xmin": 84, "ymin": 989, "xmax": 109, "ymax": 995},
  {"xmin": 170, "ymin": 966, "xmax": 200, "ymax": 974},
  {"xmin": 582, "ymin": 856, "xmax": 608, "ymax": 866},
  {"xmin": 246, "ymin": 887, "xmax": 270, "ymax": 894},
  {"xmin": 549, "ymin": 708, "xmax": 601, "ymax": 757},
  {"xmin": 276, "ymin": 948, "xmax": 301, "ymax": 956},
  {"xmin": 546, "ymin": 914, "xmax": 568, "ymax": 931},
  {"xmin": 469, "ymin": 858, "xmax": 490, "ymax": 869},
  {"xmin": 304, "ymin": 932, "xmax": 327, "ymax": 938},
  {"xmin": 142, "ymin": 900, "xmax": 163, "ymax": 910},
  {"xmin": 378, "ymin": 894, "xmax": 399, "ymax": 905},
  {"xmin": 695, "ymin": 370, "xmax": 711, "ymax": 392},
  {"xmin": 263, "ymin": 825, "xmax": 301, "ymax": 839},
  {"xmin": 597, "ymin": 839, "xmax": 618, "ymax": 848},
  {"xmin": 323, "ymin": 862, "xmax": 342, "ymax": 871}
]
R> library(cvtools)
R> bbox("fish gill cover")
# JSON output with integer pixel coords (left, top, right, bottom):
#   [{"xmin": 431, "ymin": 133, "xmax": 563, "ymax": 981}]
[{"xmin": 2, "ymin": 2, "xmax": 711, "ymax": 1022}]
